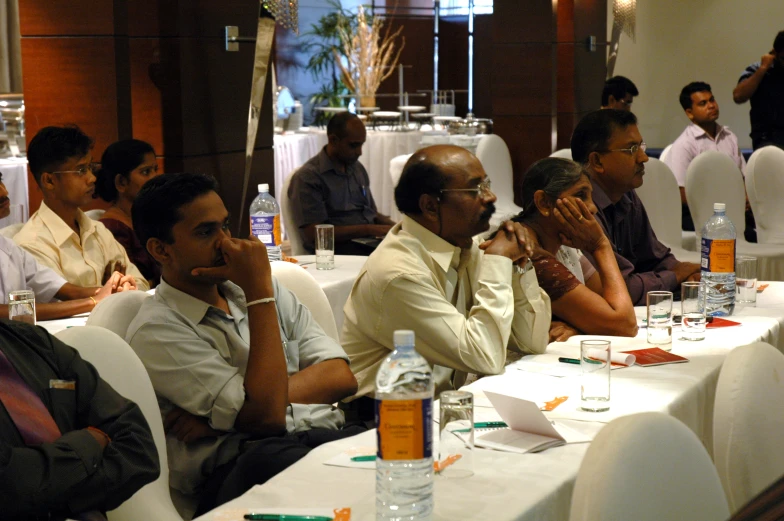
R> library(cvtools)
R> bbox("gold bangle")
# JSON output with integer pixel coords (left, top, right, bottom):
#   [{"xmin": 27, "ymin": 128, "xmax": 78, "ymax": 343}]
[{"xmin": 89, "ymin": 296, "xmax": 97, "ymax": 308}]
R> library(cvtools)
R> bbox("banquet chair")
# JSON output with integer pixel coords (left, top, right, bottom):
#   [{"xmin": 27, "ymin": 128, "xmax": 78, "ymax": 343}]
[
  {"xmin": 569, "ymin": 412, "xmax": 729, "ymax": 521},
  {"xmin": 0, "ymin": 222, "xmax": 23, "ymax": 238},
  {"xmin": 659, "ymin": 143, "xmax": 673, "ymax": 163},
  {"xmin": 475, "ymin": 134, "xmax": 523, "ymax": 228},
  {"xmin": 280, "ymin": 171, "xmax": 307, "ymax": 256},
  {"xmin": 85, "ymin": 209, "xmax": 106, "ymax": 220},
  {"xmin": 745, "ymin": 146, "xmax": 784, "ymax": 244},
  {"xmin": 713, "ymin": 342, "xmax": 784, "ymax": 513},
  {"xmin": 270, "ymin": 260, "xmax": 339, "ymax": 341},
  {"xmin": 86, "ymin": 290, "xmax": 151, "ymax": 338},
  {"xmin": 685, "ymin": 150, "xmax": 784, "ymax": 280},
  {"xmin": 55, "ymin": 326, "xmax": 184, "ymax": 521},
  {"xmin": 550, "ymin": 148, "xmax": 573, "ymax": 159},
  {"xmin": 634, "ymin": 158, "xmax": 700, "ymax": 261}
]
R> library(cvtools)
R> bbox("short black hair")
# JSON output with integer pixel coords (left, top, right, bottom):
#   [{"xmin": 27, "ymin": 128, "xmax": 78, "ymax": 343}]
[
  {"xmin": 94, "ymin": 139, "xmax": 155, "ymax": 203},
  {"xmin": 571, "ymin": 109, "xmax": 638, "ymax": 165},
  {"xmin": 27, "ymin": 125, "xmax": 94, "ymax": 186},
  {"xmin": 774, "ymin": 31, "xmax": 784, "ymax": 53},
  {"xmin": 326, "ymin": 111, "xmax": 361, "ymax": 139},
  {"xmin": 132, "ymin": 173, "xmax": 218, "ymax": 248},
  {"xmin": 679, "ymin": 82, "xmax": 712, "ymax": 110},
  {"xmin": 601, "ymin": 76, "xmax": 639, "ymax": 106},
  {"xmin": 394, "ymin": 151, "xmax": 449, "ymax": 215}
]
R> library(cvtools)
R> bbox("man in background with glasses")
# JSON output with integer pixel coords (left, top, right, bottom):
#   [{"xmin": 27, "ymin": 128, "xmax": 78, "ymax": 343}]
[
  {"xmin": 340, "ymin": 145, "xmax": 551, "ymax": 421},
  {"xmin": 572, "ymin": 110, "xmax": 701, "ymax": 306},
  {"xmin": 601, "ymin": 76, "xmax": 639, "ymax": 112},
  {"xmin": 15, "ymin": 125, "xmax": 149, "ymax": 290}
]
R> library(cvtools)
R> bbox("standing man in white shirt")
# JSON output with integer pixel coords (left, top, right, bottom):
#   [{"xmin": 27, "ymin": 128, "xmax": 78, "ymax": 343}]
[
  {"xmin": 664, "ymin": 82, "xmax": 751, "ymax": 238},
  {"xmin": 341, "ymin": 145, "xmax": 551, "ymax": 421}
]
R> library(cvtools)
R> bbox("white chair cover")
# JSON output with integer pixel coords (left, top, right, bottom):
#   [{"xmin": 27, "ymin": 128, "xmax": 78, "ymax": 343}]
[
  {"xmin": 475, "ymin": 134, "xmax": 523, "ymax": 229},
  {"xmin": 85, "ymin": 209, "xmax": 106, "ymax": 220},
  {"xmin": 389, "ymin": 153, "xmax": 413, "ymax": 189},
  {"xmin": 55, "ymin": 326, "xmax": 184, "ymax": 521},
  {"xmin": 270, "ymin": 261, "xmax": 340, "ymax": 341},
  {"xmin": 659, "ymin": 143, "xmax": 673, "ymax": 163},
  {"xmin": 570, "ymin": 412, "xmax": 729, "ymax": 521},
  {"xmin": 713, "ymin": 342, "xmax": 784, "ymax": 513},
  {"xmin": 745, "ymin": 146, "xmax": 784, "ymax": 244},
  {"xmin": 281, "ymin": 170, "xmax": 306, "ymax": 256},
  {"xmin": 86, "ymin": 290, "xmax": 151, "ymax": 338},
  {"xmin": 685, "ymin": 150, "xmax": 784, "ymax": 281},
  {"xmin": 550, "ymin": 148, "xmax": 573, "ymax": 159},
  {"xmin": 0, "ymin": 222, "xmax": 23, "ymax": 239},
  {"xmin": 634, "ymin": 158, "xmax": 699, "ymax": 262}
]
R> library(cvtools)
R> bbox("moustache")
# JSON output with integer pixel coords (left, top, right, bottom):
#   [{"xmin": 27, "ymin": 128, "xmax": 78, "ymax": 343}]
[{"xmin": 480, "ymin": 204, "xmax": 496, "ymax": 220}]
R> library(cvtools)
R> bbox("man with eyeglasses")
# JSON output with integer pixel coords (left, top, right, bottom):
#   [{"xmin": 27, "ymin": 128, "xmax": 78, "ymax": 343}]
[
  {"xmin": 15, "ymin": 125, "xmax": 150, "ymax": 290},
  {"xmin": 340, "ymin": 145, "xmax": 551, "ymax": 419},
  {"xmin": 572, "ymin": 110, "xmax": 701, "ymax": 306}
]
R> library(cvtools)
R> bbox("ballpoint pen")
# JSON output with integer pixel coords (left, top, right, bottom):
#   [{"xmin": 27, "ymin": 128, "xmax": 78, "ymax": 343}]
[
  {"xmin": 454, "ymin": 421, "xmax": 507, "ymax": 433},
  {"xmin": 558, "ymin": 357, "xmax": 580, "ymax": 365},
  {"xmin": 244, "ymin": 515, "xmax": 333, "ymax": 521},
  {"xmin": 350, "ymin": 455, "xmax": 376, "ymax": 462}
]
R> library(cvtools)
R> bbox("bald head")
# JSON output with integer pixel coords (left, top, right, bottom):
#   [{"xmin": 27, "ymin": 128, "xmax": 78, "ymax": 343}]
[{"xmin": 395, "ymin": 145, "xmax": 479, "ymax": 215}]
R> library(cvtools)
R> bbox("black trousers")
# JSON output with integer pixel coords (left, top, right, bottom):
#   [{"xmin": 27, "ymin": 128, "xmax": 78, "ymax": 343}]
[{"xmin": 194, "ymin": 425, "xmax": 367, "ymax": 516}]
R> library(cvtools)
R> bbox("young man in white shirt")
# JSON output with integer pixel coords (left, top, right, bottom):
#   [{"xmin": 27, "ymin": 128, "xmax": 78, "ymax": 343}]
[{"xmin": 15, "ymin": 125, "xmax": 149, "ymax": 290}]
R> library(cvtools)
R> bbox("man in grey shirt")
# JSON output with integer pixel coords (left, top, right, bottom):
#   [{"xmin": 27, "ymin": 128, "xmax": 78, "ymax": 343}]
[
  {"xmin": 288, "ymin": 112, "xmax": 395, "ymax": 254},
  {"xmin": 126, "ymin": 173, "xmax": 362, "ymax": 514}
]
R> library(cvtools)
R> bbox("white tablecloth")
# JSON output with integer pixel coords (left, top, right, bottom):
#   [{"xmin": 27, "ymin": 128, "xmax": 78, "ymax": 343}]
[
  {"xmin": 0, "ymin": 157, "xmax": 29, "ymax": 224},
  {"xmin": 293, "ymin": 254, "xmax": 367, "ymax": 337},
  {"xmin": 273, "ymin": 129, "xmax": 423, "ymax": 231},
  {"xmin": 194, "ymin": 283, "xmax": 784, "ymax": 521}
]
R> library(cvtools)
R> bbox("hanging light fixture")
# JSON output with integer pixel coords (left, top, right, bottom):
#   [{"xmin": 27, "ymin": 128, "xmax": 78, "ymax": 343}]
[{"xmin": 612, "ymin": 0, "xmax": 636, "ymax": 42}]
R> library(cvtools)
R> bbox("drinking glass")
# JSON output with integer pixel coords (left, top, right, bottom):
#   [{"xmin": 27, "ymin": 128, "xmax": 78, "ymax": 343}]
[
  {"xmin": 438, "ymin": 390, "xmax": 474, "ymax": 478},
  {"xmin": 647, "ymin": 291, "xmax": 673, "ymax": 350},
  {"xmin": 315, "ymin": 224, "xmax": 335, "ymax": 270},
  {"xmin": 736, "ymin": 255, "xmax": 758, "ymax": 305},
  {"xmin": 8, "ymin": 290, "xmax": 36, "ymax": 325},
  {"xmin": 580, "ymin": 340, "xmax": 611, "ymax": 412},
  {"xmin": 680, "ymin": 281, "xmax": 706, "ymax": 341}
]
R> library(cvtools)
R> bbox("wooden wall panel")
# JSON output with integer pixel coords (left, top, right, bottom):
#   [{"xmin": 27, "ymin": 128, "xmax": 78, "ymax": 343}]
[
  {"xmin": 19, "ymin": 1, "xmax": 116, "ymax": 35},
  {"xmin": 375, "ymin": 17, "xmax": 434, "ymax": 112}
]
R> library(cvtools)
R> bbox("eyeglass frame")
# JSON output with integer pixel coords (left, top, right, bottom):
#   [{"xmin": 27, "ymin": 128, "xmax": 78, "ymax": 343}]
[
  {"xmin": 439, "ymin": 178, "xmax": 493, "ymax": 198},
  {"xmin": 601, "ymin": 142, "xmax": 647, "ymax": 156},
  {"xmin": 50, "ymin": 162, "xmax": 99, "ymax": 177}
]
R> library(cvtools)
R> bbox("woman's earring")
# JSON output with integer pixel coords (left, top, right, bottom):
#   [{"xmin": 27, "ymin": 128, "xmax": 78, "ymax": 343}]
[{"xmin": 543, "ymin": 211, "xmax": 549, "ymax": 217}]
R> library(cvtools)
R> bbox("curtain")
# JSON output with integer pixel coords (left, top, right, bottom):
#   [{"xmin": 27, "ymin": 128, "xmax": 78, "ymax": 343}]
[{"xmin": 0, "ymin": 0, "xmax": 22, "ymax": 93}]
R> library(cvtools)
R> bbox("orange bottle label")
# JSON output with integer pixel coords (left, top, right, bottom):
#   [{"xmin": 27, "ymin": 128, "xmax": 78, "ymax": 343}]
[
  {"xmin": 701, "ymin": 238, "xmax": 735, "ymax": 273},
  {"xmin": 376, "ymin": 398, "xmax": 432, "ymax": 460}
]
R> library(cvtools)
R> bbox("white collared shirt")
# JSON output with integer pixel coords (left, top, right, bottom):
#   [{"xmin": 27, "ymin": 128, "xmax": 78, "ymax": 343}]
[
  {"xmin": 342, "ymin": 215, "xmax": 552, "ymax": 398},
  {"xmin": 14, "ymin": 201, "xmax": 149, "ymax": 290},
  {"xmin": 0, "ymin": 235, "xmax": 66, "ymax": 303}
]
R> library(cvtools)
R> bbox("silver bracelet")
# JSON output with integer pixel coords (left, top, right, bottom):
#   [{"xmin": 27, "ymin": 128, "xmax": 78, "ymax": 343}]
[{"xmin": 246, "ymin": 297, "xmax": 276, "ymax": 307}]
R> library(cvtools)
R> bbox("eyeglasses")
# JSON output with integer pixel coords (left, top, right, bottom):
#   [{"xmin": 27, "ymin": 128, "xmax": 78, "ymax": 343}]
[
  {"xmin": 440, "ymin": 179, "xmax": 493, "ymax": 198},
  {"xmin": 605, "ymin": 142, "xmax": 647, "ymax": 156},
  {"xmin": 51, "ymin": 163, "xmax": 99, "ymax": 177}
]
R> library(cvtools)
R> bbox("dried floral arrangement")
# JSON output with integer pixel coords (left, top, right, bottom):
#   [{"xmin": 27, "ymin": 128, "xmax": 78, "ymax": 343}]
[{"xmin": 332, "ymin": 6, "xmax": 405, "ymax": 107}]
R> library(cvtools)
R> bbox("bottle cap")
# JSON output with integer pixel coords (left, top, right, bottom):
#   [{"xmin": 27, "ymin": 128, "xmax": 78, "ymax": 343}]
[
  {"xmin": 714, "ymin": 202, "xmax": 726, "ymax": 212},
  {"xmin": 393, "ymin": 330, "xmax": 415, "ymax": 346},
  {"xmin": 258, "ymin": 183, "xmax": 270, "ymax": 193}
]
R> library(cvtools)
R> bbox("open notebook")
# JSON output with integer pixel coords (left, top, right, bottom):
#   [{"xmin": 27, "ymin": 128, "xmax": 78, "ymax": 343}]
[{"xmin": 473, "ymin": 391, "xmax": 593, "ymax": 454}]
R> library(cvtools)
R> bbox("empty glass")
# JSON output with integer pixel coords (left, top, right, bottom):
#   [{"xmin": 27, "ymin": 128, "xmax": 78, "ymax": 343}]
[
  {"xmin": 8, "ymin": 290, "xmax": 36, "ymax": 325},
  {"xmin": 647, "ymin": 291, "xmax": 673, "ymax": 350},
  {"xmin": 580, "ymin": 340, "xmax": 611, "ymax": 412},
  {"xmin": 438, "ymin": 390, "xmax": 474, "ymax": 478},
  {"xmin": 680, "ymin": 281, "xmax": 706, "ymax": 341},
  {"xmin": 315, "ymin": 224, "xmax": 335, "ymax": 270}
]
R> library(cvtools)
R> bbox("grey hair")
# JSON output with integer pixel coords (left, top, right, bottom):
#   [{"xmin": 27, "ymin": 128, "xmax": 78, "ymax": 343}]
[{"xmin": 519, "ymin": 157, "xmax": 587, "ymax": 219}]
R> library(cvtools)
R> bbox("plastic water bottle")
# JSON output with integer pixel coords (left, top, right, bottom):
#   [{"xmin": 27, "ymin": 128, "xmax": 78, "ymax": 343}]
[
  {"xmin": 700, "ymin": 202, "xmax": 736, "ymax": 316},
  {"xmin": 249, "ymin": 184, "xmax": 282, "ymax": 262},
  {"xmin": 375, "ymin": 330, "xmax": 434, "ymax": 521}
]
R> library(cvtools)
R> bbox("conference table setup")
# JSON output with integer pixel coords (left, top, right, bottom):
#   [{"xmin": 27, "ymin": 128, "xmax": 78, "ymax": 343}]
[{"xmin": 191, "ymin": 282, "xmax": 784, "ymax": 521}]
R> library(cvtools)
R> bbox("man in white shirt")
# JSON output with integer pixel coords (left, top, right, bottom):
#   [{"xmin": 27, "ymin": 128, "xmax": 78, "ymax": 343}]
[
  {"xmin": 15, "ymin": 125, "xmax": 149, "ymax": 290},
  {"xmin": 0, "ymin": 172, "xmax": 131, "ymax": 319},
  {"xmin": 664, "ymin": 82, "xmax": 751, "ymax": 237},
  {"xmin": 341, "ymin": 145, "xmax": 551, "ymax": 420}
]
